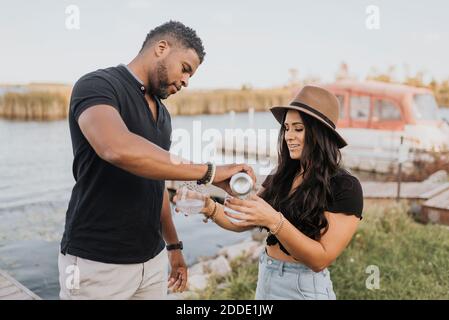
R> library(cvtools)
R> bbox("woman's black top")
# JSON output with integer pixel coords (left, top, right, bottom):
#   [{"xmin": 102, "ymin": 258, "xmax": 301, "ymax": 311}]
[{"xmin": 263, "ymin": 168, "xmax": 364, "ymax": 255}]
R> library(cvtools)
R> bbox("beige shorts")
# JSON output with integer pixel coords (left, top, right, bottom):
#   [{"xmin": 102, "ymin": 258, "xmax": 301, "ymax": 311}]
[{"xmin": 58, "ymin": 248, "xmax": 168, "ymax": 300}]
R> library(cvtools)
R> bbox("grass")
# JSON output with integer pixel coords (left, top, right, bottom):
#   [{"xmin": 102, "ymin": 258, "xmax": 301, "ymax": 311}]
[
  {"xmin": 190, "ymin": 256, "xmax": 259, "ymax": 300},
  {"xmin": 192, "ymin": 201, "xmax": 449, "ymax": 299},
  {"xmin": 331, "ymin": 201, "xmax": 449, "ymax": 299}
]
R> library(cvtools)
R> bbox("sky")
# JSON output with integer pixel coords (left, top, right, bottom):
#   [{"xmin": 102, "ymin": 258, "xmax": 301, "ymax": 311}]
[{"xmin": 1, "ymin": 0, "xmax": 448, "ymax": 89}]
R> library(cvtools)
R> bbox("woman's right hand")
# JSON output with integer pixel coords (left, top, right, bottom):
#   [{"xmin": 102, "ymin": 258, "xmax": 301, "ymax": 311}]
[
  {"xmin": 201, "ymin": 197, "xmax": 216, "ymax": 219},
  {"xmin": 173, "ymin": 193, "xmax": 214, "ymax": 218}
]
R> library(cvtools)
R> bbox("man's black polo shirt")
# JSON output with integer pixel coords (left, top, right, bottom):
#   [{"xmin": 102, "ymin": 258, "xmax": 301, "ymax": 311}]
[{"xmin": 61, "ymin": 65, "xmax": 172, "ymax": 264}]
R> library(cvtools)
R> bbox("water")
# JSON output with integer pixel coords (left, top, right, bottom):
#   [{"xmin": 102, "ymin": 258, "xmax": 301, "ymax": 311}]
[
  {"xmin": 0, "ymin": 110, "xmax": 394, "ymax": 299},
  {"xmin": 440, "ymin": 108, "xmax": 449, "ymax": 121},
  {"xmin": 0, "ymin": 112, "xmax": 277, "ymax": 299},
  {"xmin": 175, "ymin": 199, "xmax": 205, "ymax": 215}
]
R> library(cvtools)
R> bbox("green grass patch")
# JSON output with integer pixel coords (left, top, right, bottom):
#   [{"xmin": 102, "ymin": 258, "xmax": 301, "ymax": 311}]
[
  {"xmin": 192, "ymin": 201, "xmax": 449, "ymax": 299},
  {"xmin": 190, "ymin": 256, "xmax": 259, "ymax": 300}
]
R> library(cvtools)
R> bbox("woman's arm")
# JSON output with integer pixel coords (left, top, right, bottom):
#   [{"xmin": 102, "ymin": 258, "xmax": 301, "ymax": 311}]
[
  {"xmin": 203, "ymin": 187, "xmax": 264, "ymax": 232},
  {"xmin": 225, "ymin": 195, "xmax": 359, "ymax": 272},
  {"xmin": 172, "ymin": 194, "xmax": 255, "ymax": 233},
  {"xmin": 201, "ymin": 186, "xmax": 266, "ymax": 233},
  {"xmin": 271, "ymin": 212, "xmax": 359, "ymax": 272},
  {"xmin": 201, "ymin": 198, "xmax": 255, "ymax": 233}
]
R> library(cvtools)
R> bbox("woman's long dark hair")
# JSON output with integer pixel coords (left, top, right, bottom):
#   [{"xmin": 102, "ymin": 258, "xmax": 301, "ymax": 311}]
[{"xmin": 260, "ymin": 110, "xmax": 342, "ymax": 241}]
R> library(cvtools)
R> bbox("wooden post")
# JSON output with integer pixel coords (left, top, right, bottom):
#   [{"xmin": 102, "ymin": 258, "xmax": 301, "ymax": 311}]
[{"xmin": 396, "ymin": 136, "xmax": 404, "ymax": 202}]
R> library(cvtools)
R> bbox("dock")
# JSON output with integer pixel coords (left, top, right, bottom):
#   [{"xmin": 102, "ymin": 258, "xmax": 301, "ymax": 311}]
[
  {"xmin": 0, "ymin": 269, "xmax": 41, "ymax": 300},
  {"xmin": 168, "ymin": 178, "xmax": 449, "ymax": 201},
  {"xmin": 216, "ymin": 141, "xmax": 418, "ymax": 174},
  {"xmin": 421, "ymin": 189, "xmax": 449, "ymax": 225},
  {"xmin": 167, "ymin": 179, "xmax": 449, "ymax": 226},
  {"xmin": 362, "ymin": 182, "xmax": 449, "ymax": 201}
]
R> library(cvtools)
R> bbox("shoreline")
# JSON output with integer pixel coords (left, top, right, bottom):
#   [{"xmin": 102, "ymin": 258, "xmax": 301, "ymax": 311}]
[{"xmin": 0, "ymin": 86, "xmax": 292, "ymax": 121}]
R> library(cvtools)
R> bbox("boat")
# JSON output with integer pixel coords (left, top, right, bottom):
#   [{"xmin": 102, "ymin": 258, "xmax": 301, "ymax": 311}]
[{"xmin": 323, "ymin": 80, "xmax": 449, "ymax": 173}]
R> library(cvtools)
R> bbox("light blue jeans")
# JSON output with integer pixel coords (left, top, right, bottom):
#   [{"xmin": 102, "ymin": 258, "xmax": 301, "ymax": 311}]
[{"xmin": 255, "ymin": 250, "xmax": 337, "ymax": 300}]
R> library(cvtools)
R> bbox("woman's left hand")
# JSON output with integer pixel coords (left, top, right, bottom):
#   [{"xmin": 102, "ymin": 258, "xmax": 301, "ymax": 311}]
[{"xmin": 224, "ymin": 194, "xmax": 279, "ymax": 229}]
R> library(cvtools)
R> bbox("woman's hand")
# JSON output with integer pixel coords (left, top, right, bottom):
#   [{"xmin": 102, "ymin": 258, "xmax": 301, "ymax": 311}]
[
  {"xmin": 224, "ymin": 194, "xmax": 280, "ymax": 230},
  {"xmin": 173, "ymin": 193, "xmax": 215, "ymax": 219}
]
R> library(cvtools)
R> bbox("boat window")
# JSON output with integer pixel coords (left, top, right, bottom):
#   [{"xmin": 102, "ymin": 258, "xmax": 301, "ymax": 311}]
[
  {"xmin": 336, "ymin": 94, "xmax": 345, "ymax": 118},
  {"xmin": 350, "ymin": 95, "xmax": 370, "ymax": 120},
  {"xmin": 373, "ymin": 99, "xmax": 402, "ymax": 120},
  {"xmin": 412, "ymin": 94, "xmax": 440, "ymax": 121}
]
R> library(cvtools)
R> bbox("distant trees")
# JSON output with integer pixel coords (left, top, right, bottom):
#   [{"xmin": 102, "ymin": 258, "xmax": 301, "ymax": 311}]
[{"xmin": 364, "ymin": 64, "xmax": 449, "ymax": 108}]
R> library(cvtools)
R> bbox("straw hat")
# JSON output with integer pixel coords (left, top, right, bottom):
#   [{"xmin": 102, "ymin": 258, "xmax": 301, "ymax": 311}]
[{"xmin": 270, "ymin": 85, "xmax": 347, "ymax": 148}]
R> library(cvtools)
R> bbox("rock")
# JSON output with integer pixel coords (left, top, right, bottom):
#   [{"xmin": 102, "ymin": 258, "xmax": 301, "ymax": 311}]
[
  {"xmin": 189, "ymin": 261, "xmax": 208, "ymax": 276},
  {"xmin": 251, "ymin": 228, "xmax": 268, "ymax": 242},
  {"xmin": 423, "ymin": 170, "xmax": 448, "ymax": 184},
  {"xmin": 217, "ymin": 283, "xmax": 229, "ymax": 290},
  {"xmin": 188, "ymin": 274, "xmax": 210, "ymax": 291},
  {"xmin": 166, "ymin": 291, "xmax": 192, "ymax": 300},
  {"xmin": 218, "ymin": 241, "xmax": 260, "ymax": 260},
  {"xmin": 251, "ymin": 245, "xmax": 265, "ymax": 261},
  {"xmin": 408, "ymin": 202, "xmax": 422, "ymax": 220},
  {"xmin": 207, "ymin": 256, "xmax": 232, "ymax": 277}
]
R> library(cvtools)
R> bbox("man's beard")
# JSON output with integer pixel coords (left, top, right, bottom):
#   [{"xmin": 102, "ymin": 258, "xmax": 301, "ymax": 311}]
[{"xmin": 148, "ymin": 60, "xmax": 171, "ymax": 99}]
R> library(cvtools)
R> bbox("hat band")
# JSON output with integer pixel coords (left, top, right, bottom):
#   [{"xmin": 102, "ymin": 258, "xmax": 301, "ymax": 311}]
[{"xmin": 289, "ymin": 101, "xmax": 336, "ymax": 129}]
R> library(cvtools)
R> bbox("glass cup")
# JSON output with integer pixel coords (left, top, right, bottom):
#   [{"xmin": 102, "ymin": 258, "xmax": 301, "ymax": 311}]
[
  {"xmin": 223, "ymin": 193, "xmax": 243, "ymax": 223},
  {"xmin": 175, "ymin": 182, "xmax": 207, "ymax": 216},
  {"xmin": 223, "ymin": 186, "xmax": 256, "ymax": 223},
  {"xmin": 223, "ymin": 177, "xmax": 263, "ymax": 223}
]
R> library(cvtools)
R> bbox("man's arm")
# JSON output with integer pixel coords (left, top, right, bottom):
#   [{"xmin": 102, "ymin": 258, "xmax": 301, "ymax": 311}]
[
  {"xmin": 77, "ymin": 105, "xmax": 256, "ymax": 184},
  {"xmin": 78, "ymin": 105, "xmax": 207, "ymax": 180},
  {"xmin": 161, "ymin": 187, "xmax": 188, "ymax": 292},
  {"xmin": 161, "ymin": 188, "xmax": 180, "ymax": 245}
]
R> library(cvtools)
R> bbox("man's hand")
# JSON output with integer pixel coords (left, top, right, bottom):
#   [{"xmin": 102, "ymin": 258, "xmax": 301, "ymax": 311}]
[
  {"xmin": 167, "ymin": 250, "xmax": 188, "ymax": 293},
  {"xmin": 213, "ymin": 164, "xmax": 256, "ymax": 195}
]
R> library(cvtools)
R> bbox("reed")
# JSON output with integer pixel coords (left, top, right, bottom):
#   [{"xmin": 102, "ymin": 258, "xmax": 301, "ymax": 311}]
[
  {"xmin": 164, "ymin": 87, "xmax": 293, "ymax": 116},
  {"xmin": 0, "ymin": 85, "xmax": 292, "ymax": 120},
  {"xmin": 0, "ymin": 91, "xmax": 69, "ymax": 121}
]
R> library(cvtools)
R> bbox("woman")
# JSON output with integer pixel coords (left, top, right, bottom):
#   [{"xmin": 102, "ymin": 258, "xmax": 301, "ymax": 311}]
[{"xmin": 178, "ymin": 85, "xmax": 363, "ymax": 300}]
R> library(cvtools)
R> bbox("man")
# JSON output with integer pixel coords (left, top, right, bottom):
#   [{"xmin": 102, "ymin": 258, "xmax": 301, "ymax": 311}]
[{"xmin": 58, "ymin": 21, "xmax": 255, "ymax": 300}]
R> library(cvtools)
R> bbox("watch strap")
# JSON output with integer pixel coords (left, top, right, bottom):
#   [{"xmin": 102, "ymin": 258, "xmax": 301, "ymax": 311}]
[{"xmin": 166, "ymin": 241, "xmax": 183, "ymax": 251}]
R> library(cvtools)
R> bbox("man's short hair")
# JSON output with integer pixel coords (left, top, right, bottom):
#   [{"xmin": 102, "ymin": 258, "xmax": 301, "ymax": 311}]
[{"xmin": 140, "ymin": 21, "xmax": 206, "ymax": 63}]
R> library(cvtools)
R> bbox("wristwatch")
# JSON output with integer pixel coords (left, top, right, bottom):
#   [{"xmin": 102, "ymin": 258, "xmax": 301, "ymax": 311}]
[{"xmin": 166, "ymin": 241, "xmax": 183, "ymax": 251}]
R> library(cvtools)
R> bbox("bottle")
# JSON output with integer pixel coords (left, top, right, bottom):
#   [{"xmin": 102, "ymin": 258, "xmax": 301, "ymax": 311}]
[
  {"xmin": 230, "ymin": 172, "xmax": 254, "ymax": 199},
  {"xmin": 225, "ymin": 172, "xmax": 254, "ymax": 223}
]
